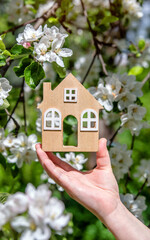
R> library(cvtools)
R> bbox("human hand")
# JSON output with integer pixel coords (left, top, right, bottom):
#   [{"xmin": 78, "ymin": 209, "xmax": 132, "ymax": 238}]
[{"xmin": 36, "ymin": 138, "xmax": 120, "ymax": 223}]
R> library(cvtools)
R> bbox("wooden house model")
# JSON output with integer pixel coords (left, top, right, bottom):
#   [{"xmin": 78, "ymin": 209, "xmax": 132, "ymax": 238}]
[{"xmin": 38, "ymin": 73, "xmax": 103, "ymax": 152}]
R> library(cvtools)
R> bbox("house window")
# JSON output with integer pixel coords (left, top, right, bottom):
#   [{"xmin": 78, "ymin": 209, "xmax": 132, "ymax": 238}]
[
  {"xmin": 64, "ymin": 88, "xmax": 77, "ymax": 102},
  {"xmin": 44, "ymin": 108, "xmax": 61, "ymax": 130},
  {"xmin": 81, "ymin": 109, "xmax": 98, "ymax": 131}
]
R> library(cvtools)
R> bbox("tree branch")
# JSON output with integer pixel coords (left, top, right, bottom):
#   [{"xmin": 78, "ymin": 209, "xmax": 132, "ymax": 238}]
[
  {"xmin": 81, "ymin": 51, "xmax": 97, "ymax": 84},
  {"xmin": 0, "ymin": 1, "xmax": 61, "ymax": 34},
  {"xmin": 5, "ymin": 109, "xmax": 20, "ymax": 136},
  {"xmin": 108, "ymin": 125, "xmax": 122, "ymax": 147},
  {"xmin": 97, "ymin": 53, "xmax": 108, "ymax": 76},
  {"xmin": 142, "ymin": 72, "xmax": 150, "ymax": 87},
  {"xmin": 4, "ymin": 80, "xmax": 24, "ymax": 130},
  {"xmin": 134, "ymin": 178, "xmax": 148, "ymax": 200},
  {"xmin": 80, "ymin": 0, "xmax": 108, "ymax": 76}
]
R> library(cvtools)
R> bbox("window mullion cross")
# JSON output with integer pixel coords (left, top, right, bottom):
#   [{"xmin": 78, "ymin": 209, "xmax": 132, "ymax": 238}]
[
  {"xmin": 87, "ymin": 111, "xmax": 91, "ymax": 129},
  {"xmin": 52, "ymin": 110, "xmax": 55, "ymax": 129}
]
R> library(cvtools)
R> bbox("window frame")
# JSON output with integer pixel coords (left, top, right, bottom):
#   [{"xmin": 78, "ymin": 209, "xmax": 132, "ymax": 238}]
[
  {"xmin": 44, "ymin": 108, "xmax": 61, "ymax": 130},
  {"xmin": 81, "ymin": 109, "xmax": 98, "ymax": 131},
  {"xmin": 64, "ymin": 88, "xmax": 77, "ymax": 102}
]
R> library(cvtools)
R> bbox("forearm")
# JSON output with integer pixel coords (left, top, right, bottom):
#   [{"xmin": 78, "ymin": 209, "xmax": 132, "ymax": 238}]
[{"xmin": 102, "ymin": 200, "xmax": 150, "ymax": 240}]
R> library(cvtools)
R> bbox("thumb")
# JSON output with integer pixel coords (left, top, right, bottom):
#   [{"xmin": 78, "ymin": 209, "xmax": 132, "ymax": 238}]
[{"xmin": 96, "ymin": 138, "xmax": 111, "ymax": 169}]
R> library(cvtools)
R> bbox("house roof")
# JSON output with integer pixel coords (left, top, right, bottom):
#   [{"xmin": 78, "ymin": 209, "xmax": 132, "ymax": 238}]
[{"xmin": 38, "ymin": 73, "xmax": 103, "ymax": 110}]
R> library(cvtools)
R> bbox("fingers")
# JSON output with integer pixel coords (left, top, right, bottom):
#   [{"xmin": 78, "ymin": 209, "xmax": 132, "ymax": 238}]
[
  {"xmin": 96, "ymin": 138, "xmax": 111, "ymax": 170},
  {"xmin": 36, "ymin": 143, "xmax": 67, "ymax": 186},
  {"xmin": 46, "ymin": 152, "xmax": 78, "ymax": 172}
]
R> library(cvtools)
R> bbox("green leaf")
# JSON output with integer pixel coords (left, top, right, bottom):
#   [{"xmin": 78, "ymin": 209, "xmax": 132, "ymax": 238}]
[
  {"xmin": 100, "ymin": 16, "xmax": 118, "ymax": 25},
  {"xmin": 0, "ymin": 193, "xmax": 9, "ymax": 204},
  {"xmin": 0, "ymin": 153, "xmax": 6, "ymax": 169},
  {"xmin": 129, "ymin": 44, "xmax": 138, "ymax": 54},
  {"xmin": 24, "ymin": 61, "xmax": 45, "ymax": 89},
  {"xmin": 13, "ymin": 57, "xmax": 32, "ymax": 77},
  {"xmin": 10, "ymin": 44, "xmax": 32, "ymax": 55},
  {"xmin": 128, "ymin": 66, "xmax": 143, "ymax": 76},
  {"xmin": 52, "ymin": 62, "xmax": 66, "ymax": 78},
  {"xmin": 48, "ymin": 17, "xmax": 58, "ymax": 23},
  {"xmin": 0, "ymin": 34, "xmax": 6, "ymax": 40},
  {"xmin": 0, "ymin": 99, "xmax": 10, "ymax": 110},
  {"xmin": 0, "ymin": 40, "xmax": 5, "ymax": 51},
  {"xmin": 0, "ymin": 54, "xmax": 6, "ymax": 66},
  {"xmin": 138, "ymin": 39, "xmax": 146, "ymax": 51},
  {"xmin": 2, "ymin": 50, "xmax": 11, "ymax": 56}
]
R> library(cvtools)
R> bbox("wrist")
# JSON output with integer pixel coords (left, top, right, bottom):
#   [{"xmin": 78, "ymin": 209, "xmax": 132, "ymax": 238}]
[{"xmin": 102, "ymin": 199, "xmax": 150, "ymax": 240}]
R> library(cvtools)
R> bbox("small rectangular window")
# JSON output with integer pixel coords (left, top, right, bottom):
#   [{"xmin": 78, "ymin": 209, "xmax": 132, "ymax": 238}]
[{"xmin": 64, "ymin": 88, "xmax": 77, "ymax": 102}]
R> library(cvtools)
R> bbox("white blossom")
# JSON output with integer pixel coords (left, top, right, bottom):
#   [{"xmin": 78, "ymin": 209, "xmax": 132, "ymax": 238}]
[
  {"xmin": 110, "ymin": 143, "xmax": 133, "ymax": 180},
  {"xmin": 120, "ymin": 113, "xmax": 149, "ymax": 136},
  {"xmin": 0, "ymin": 183, "xmax": 71, "ymax": 238},
  {"xmin": 115, "ymin": 91, "xmax": 136, "ymax": 111},
  {"xmin": 0, "ymin": 78, "xmax": 12, "ymax": 106},
  {"xmin": 33, "ymin": 36, "xmax": 51, "ymax": 62},
  {"xmin": 7, "ymin": 148, "xmax": 26, "ymax": 168},
  {"xmin": 49, "ymin": 35, "xmax": 73, "ymax": 67},
  {"xmin": 13, "ymin": 133, "xmax": 37, "ymax": 151},
  {"xmin": 120, "ymin": 194, "xmax": 147, "ymax": 221},
  {"xmin": 0, "ymin": 193, "xmax": 28, "ymax": 227},
  {"xmin": 11, "ymin": 216, "xmax": 51, "ymax": 240},
  {"xmin": 16, "ymin": 24, "xmax": 73, "ymax": 67},
  {"xmin": 46, "ymin": 197, "xmax": 71, "ymax": 231},
  {"xmin": 3, "ymin": 134, "xmax": 15, "ymax": 148},
  {"xmin": 6, "ymin": 133, "xmax": 37, "ymax": 168},
  {"xmin": 130, "ymin": 81, "xmax": 143, "ymax": 97},
  {"xmin": 128, "ymin": 104, "xmax": 146, "ymax": 121},
  {"xmin": 134, "ymin": 159, "xmax": 150, "ymax": 186},
  {"xmin": 105, "ymin": 74, "xmax": 121, "ymax": 96},
  {"xmin": 56, "ymin": 152, "xmax": 88, "ymax": 170},
  {"xmin": 16, "ymin": 24, "xmax": 43, "ymax": 44},
  {"xmin": 122, "ymin": 0, "xmax": 143, "ymax": 18},
  {"xmin": 44, "ymin": 25, "xmax": 68, "ymax": 42},
  {"xmin": 88, "ymin": 81, "xmax": 114, "ymax": 111}
]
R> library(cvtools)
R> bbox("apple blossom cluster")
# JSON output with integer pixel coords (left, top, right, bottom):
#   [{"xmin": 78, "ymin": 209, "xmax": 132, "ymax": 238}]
[
  {"xmin": 16, "ymin": 24, "xmax": 73, "ymax": 68},
  {"xmin": 56, "ymin": 152, "xmax": 88, "ymax": 171},
  {"xmin": 134, "ymin": 159, "xmax": 150, "ymax": 186},
  {"xmin": 0, "ymin": 78, "xmax": 12, "ymax": 107},
  {"xmin": 109, "ymin": 143, "xmax": 133, "ymax": 180},
  {"xmin": 120, "ymin": 193, "xmax": 147, "ymax": 221},
  {"xmin": 0, "ymin": 183, "xmax": 71, "ymax": 240},
  {"xmin": 0, "ymin": 130, "xmax": 37, "ymax": 168},
  {"xmin": 120, "ymin": 104, "xmax": 148, "ymax": 136},
  {"xmin": 89, "ymin": 73, "xmax": 143, "ymax": 111},
  {"xmin": 89, "ymin": 73, "xmax": 149, "ymax": 136},
  {"xmin": 122, "ymin": 0, "xmax": 143, "ymax": 18}
]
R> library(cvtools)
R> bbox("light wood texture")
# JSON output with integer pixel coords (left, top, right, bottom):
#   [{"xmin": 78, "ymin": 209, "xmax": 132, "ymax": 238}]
[{"xmin": 38, "ymin": 73, "xmax": 103, "ymax": 152}]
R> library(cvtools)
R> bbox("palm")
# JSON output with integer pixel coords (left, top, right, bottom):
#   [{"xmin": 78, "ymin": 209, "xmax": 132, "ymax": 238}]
[
  {"xmin": 36, "ymin": 138, "xmax": 120, "ymax": 221},
  {"xmin": 63, "ymin": 166, "xmax": 119, "ymax": 220}
]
